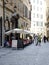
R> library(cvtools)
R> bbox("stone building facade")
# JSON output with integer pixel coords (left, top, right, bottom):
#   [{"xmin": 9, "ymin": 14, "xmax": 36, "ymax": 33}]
[
  {"xmin": 0, "ymin": 0, "xmax": 32, "ymax": 46},
  {"xmin": 45, "ymin": 0, "xmax": 49, "ymax": 41},
  {"xmin": 46, "ymin": 8, "xmax": 49, "ymax": 41}
]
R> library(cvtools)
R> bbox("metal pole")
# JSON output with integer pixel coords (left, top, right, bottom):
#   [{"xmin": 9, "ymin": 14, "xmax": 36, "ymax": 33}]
[
  {"xmin": 2, "ymin": 0, "xmax": 5, "ymax": 47},
  {"xmin": 3, "ymin": 0, "xmax": 5, "ymax": 27}
]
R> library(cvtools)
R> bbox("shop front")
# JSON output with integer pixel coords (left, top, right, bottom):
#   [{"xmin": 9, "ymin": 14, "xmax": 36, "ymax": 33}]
[
  {"xmin": 4, "ymin": 29, "xmax": 23, "ymax": 48},
  {"xmin": 4, "ymin": 29, "xmax": 33, "ymax": 48},
  {"xmin": 4, "ymin": 12, "xmax": 20, "ymax": 48},
  {"xmin": 4, "ymin": 13, "xmax": 32, "ymax": 49}
]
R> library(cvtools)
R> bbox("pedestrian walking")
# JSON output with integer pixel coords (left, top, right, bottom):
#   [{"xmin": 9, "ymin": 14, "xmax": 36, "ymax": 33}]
[
  {"xmin": 36, "ymin": 35, "xmax": 41, "ymax": 46},
  {"xmin": 38, "ymin": 35, "xmax": 41, "ymax": 46},
  {"xmin": 35, "ymin": 35, "xmax": 38, "ymax": 46},
  {"xmin": 43, "ymin": 35, "xmax": 46, "ymax": 43}
]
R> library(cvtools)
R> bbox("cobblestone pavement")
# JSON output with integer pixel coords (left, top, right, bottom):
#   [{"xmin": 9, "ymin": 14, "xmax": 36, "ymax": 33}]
[{"xmin": 0, "ymin": 42, "xmax": 49, "ymax": 65}]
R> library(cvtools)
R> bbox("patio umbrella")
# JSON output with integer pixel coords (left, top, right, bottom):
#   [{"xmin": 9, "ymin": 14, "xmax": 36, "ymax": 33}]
[
  {"xmin": 23, "ymin": 30, "xmax": 31, "ymax": 34},
  {"xmin": 5, "ymin": 30, "xmax": 12, "ymax": 35},
  {"xmin": 12, "ymin": 28, "xmax": 23, "ymax": 33}
]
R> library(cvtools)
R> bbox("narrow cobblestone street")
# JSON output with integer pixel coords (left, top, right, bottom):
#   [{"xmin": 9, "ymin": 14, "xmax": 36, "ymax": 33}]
[{"xmin": 0, "ymin": 42, "xmax": 49, "ymax": 65}]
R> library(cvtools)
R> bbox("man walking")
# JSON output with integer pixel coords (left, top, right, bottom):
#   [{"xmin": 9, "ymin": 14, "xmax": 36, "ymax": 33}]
[
  {"xmin": 43, "ymin": 35, "xmax": 46, "ymax": 43},
  {"xmin": 35, "ymin": 35, "xmax": 38, "ymax": 46}
]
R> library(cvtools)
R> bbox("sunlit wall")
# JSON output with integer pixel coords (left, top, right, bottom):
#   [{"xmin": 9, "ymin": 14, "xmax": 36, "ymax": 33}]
[{"xmin": 30, "ymin": 0, "xmax": 47, "ymax": 36}]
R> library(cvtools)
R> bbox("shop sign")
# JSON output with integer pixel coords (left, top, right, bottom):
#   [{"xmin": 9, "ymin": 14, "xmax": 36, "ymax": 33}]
[{"xmin": 12, "ymin": 40, "xmax": 17, "ymax": 48}]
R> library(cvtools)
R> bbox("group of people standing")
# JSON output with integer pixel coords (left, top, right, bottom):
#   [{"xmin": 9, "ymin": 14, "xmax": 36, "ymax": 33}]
[{"xmin": 33, "ymin": 34, "xmax": 48, "ymax": 46}]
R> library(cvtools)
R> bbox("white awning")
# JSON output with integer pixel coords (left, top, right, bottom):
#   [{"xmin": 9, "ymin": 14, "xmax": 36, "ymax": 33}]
[
  {"xmin": 23, "ymin": 30, "xmax": 31, "ymax": 34},
  {"xmin": 5, "ymin": 28, "xmax": 33, "ymax": 35},
  {"xmin": 12, "ymin": 29, "xmax": 31, "ymax": 34},
  {"xmin": 5, "ymin": 29, "xmax": 23, "ymax": 35},
  {"xmin": 13, "ymin": 28, "xmax": 23, "ymax": 33},
  {"xmin": 5, "ymin": 30, "xmax": 12, "ymax": 35}
]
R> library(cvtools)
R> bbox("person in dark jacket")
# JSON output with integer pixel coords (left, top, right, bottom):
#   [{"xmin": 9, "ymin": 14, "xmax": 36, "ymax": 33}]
[{"xmin": 43, "ymin": 35, "xmax": 46, "ymax": 43}]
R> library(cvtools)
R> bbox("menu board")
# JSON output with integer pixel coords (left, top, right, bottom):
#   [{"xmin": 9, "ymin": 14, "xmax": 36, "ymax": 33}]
[{"xmin": 12, "ymin": 40, "xmax": 17, "ymax": 48}]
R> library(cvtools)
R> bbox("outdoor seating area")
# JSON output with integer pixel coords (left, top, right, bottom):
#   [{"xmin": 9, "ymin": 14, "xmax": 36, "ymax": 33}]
[
  {"xmin": 4, "ymin": 36, "xmax": 33, "ymax": 49},
  {"xmin": 4, "ymin": 28, "xmax": 33, "ymax": 49}
]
